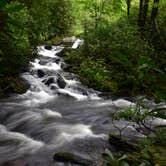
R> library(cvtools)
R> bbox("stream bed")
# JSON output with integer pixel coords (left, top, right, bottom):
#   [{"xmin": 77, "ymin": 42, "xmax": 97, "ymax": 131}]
[{"xmin": 0, "ymin": 41, "xmax": 165, "ymax": 166}]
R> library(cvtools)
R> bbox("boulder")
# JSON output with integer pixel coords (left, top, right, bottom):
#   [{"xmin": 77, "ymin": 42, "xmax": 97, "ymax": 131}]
[
  {"xmin": 45, "ymin": 77, "xmax": 55, "ymax": 86},
  {"xmin": 57, "ymin": 76, "xmax": 66, "ymax": 89},
  {"xmin": 62, "ymin": 36, "xmax": 77, "ymax": 44},
  {"xmin": 53, "ymin": 152, "xmax": 92, "ymax": 166},
  {"xmin": 37, "ymin": 69, "xmax": 45, "ymax": 78},
  {"xmin": 109, "ymin": 134, "xmax": 138, "ymax": 152},
  {"xmin": 44, "ymin": 45, "xmax": 52, "ymax": 50},
  {"xmin": 72, "ymin": 39, "xmax": 83, "ymax": 49}
]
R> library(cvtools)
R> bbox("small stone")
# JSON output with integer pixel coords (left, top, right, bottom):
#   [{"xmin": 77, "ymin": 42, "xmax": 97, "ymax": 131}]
[{"xmin": 37, "ymin": 69, "xmax": 45, "ymax": 78}]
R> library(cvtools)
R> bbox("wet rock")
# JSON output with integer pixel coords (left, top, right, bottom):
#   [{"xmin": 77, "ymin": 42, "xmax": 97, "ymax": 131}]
[
  {"xmin": 57, "ymin": 92, "xmax": 75, "ymax": 100},
  {"xmin": 60, "ymin": 62, "xmax": 69, "ymax": 70},
  {"xmin": 30, "ymin": 85, "xmax": 41, "ymax": 92},
  {"xmin": 56, "ymin": 49, "xmax": 64, "ymax": 57},
  {"xmin": 21, "ymin": 77, "xmax": 31, "ymax": 89},
  {"xmin": 63, "ymin": 73, "xmax": 79, "ymax": 81},
  {"xmin": 39, "ymin": 59, "xmax": 49, "ymax": 65},
  {"xmin": 45, "ymin": 77, "xmax": 55, "ymax": 86},
  {"xmin": 50, "ymin": 85, "xmax": 58, "ymax": 90},
  {"xmin": 57, "ymin": 76, "xmax": 66, "ymax": 89},
  {"xmin": 54, "ymin": 58, "xmax": 61, "ymax": 64},
  {"xmin": 70, "ymin": 86, "xmax": 89, "ymax": 95},
  {"xmin": 63, "ymin": 64, "xmax": 71, "ymax": 71},
  {"xmin": 0, "ymin": 77, "xmax": 29, "ymax": 96},
  {"xmin": 62, "ymin": 36, "xmax": 77, "ymax": 44},
  {"xmin": 53, "ymin": 152, "xmax": 92, "ymax": 166},
  {"xmin": 72, "ymin": 39, "xmax": 83, "ymax": 49},
  {"xmin": 37, "ymin": 69, "xmax": 45, "ymax": 78},
  {"xmin": 78, "ymin": 88, "xmax": 88, "ymax": 95},
  {"xmin": 44, "ymin": 45, "xmax": 52, "ymax": 50},
  {"xmin": 42, "ymin": 79, "xmax": 47, "ymax": 83},
  {"xmin": 109, "ymin": 134, "xmax": 138, "ymax": 152}
]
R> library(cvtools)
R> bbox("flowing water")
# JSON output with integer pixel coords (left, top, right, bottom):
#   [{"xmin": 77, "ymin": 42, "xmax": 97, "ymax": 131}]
[{"xmin": 0, "ymin": 43, "xmax": 164, "ymax": 166}]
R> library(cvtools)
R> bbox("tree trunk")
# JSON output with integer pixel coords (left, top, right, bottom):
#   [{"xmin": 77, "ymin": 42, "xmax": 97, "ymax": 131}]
[
  {"xmin": 138, "ymin": 0, "xmax": 144, "ymax": 27},
  {"xmin": 138, "ymin": 0, "xmax": 149, "ymax": 29},
  {"xmin": 143, "ymin": 0, "xmax": 149, "ymax": 25},
  {"xmin": 151, "ymin": 0, "xmax": 160, "ymax": 23},
  {"xmin": 0, "ymin": 10, "xmax": 4, "ymax": 31},
  {"xmin": 142, "ymin": 0, "xmax": 149, "ymax": 26},
  {"xmin": 127, "ymin": 0, "xmax": 131, "ymax": 17}
]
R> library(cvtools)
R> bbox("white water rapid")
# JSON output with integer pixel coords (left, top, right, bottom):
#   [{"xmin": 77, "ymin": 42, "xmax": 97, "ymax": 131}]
[{"xmin": 0, "ymin": 42, "xmax": 165, "ymax": 166}]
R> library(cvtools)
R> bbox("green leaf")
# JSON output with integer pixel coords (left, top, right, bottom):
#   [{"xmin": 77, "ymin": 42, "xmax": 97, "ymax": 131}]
[
  {"xmin": 0, "ymin": 0, "xmax": 7, "ymax": 8},
  {"xmin": 117, "ymin": 154, "xmax": 128, "ymax": 161},
  {"xmin": 4, "ymin": 4, "xmax": 24, "ymax": 13},
  {"xmin": 104, "ymin": 149, "xmax": 114, "ymax": 160},
  {"xmin": 120, "ymin": 161, "xmax": 130, "ymax": 166},
  {"xmin": 139, "ymin": 163, "xmax": 147, "ymax": 166}
]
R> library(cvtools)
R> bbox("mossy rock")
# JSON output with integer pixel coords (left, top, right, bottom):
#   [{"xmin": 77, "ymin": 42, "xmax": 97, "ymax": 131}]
[
  {"xmin": 109, "ymin": 134, "xmax": 138, "ymax": 152},
  {"xmin": 44, "ymin": 35, "xmax": 65, "ymax": 45},
  {"xmin": 53, "ymin": 152, "xmax": 92, "ymax": 166},
  {"xmin": 0, "ymin": 76, "xmax": 28, "ymax": 97}
]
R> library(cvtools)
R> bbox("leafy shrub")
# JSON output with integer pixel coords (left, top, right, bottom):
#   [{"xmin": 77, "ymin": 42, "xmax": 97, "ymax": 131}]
[{"xmin": 0, "ymin": 1, "xmax": 31, "ymax": 75}]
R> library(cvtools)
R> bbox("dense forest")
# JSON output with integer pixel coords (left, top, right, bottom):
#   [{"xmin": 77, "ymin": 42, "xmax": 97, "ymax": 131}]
[
  {"xmin": 66, "ymin": 0, "xmax": 166, "ymax": 102},
  {"xmin": 0, "ymin": 0, "xmax": 165, "ymax": 101},
  {"xmin": 0, "ymin": 0, "xmax": 166, "ymax": 165}
]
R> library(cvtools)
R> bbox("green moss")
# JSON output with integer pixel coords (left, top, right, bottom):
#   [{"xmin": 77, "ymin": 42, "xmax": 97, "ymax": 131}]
[{"xmin": 0, "ymin": 76, "xmax": 28, "ymax": 98}]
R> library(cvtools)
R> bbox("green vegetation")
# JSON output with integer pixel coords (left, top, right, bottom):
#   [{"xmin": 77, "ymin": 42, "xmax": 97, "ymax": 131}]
[
  {"xmin": 65, "ymin": 0, "xmax": 166, "ymax": 101},
  {"xmin": 0, "ymin": 0, "xmax": 165, "ymax": 164},
  {"xmin": 103, "ymin": 149, "xmax": 130, "ymax": 166},
  {"xmin": 0, "ymin": 0, "xmax": 72, "ymax": 97},
  {"xmin": 106, "ymin": 98, "xmax": 166, "ymax": 166},
  {"xmin": 103, "ymin": 146, "xmax": 166, "ymax": 166}
]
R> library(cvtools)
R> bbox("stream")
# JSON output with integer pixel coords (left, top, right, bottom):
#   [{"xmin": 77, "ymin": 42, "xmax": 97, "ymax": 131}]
[{"xmin": 0, "ymin": 40, "xmax": 164, "ymax": 166}]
